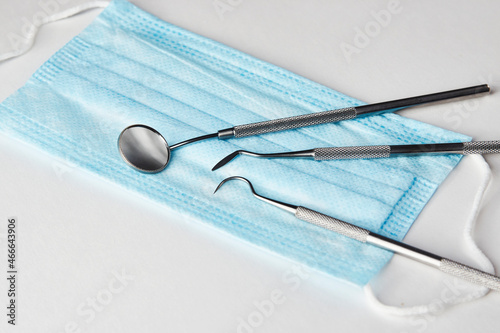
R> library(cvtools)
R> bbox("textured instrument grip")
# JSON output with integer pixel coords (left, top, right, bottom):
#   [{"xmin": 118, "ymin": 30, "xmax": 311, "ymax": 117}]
[
  {"xmin": 463, "ymin": 141, "xmax": 500, "ymax": 155},
  {"xmin": 440, "ymin": 259, "xmax": 500, "ymax": 291},
  {"xmin": 233, "ymin": 107, "xmax": 357, "ymax": 138},
  {"xmin": 314, "ymin": 145, "xmax": 391, "ymax": 160},
  {"xmin": 295, "ymin": 207, "xmax": 369, "ymax": 242}
]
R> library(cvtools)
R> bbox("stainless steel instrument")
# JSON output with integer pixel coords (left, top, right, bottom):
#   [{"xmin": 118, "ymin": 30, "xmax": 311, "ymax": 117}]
[
  {"xmin": 212, "ymin": 140, "xmax": 500, "ymax": 170},
  {"xmin": 118, "ymin": 84, "xmax": 489, "ymax": 173},
  {"xmin": 214, "ymin": 176, "xmax": 500, "ymax": 291}
]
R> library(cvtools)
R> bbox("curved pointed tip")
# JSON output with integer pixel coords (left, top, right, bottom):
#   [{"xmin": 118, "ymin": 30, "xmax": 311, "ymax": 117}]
[
  {"xmin": 212, "ymin": 151, "xmax": 242, "ymax": 171},
  {"xmin": 213, "ymin": 176, "xmax": 254, "ymax": 195}
]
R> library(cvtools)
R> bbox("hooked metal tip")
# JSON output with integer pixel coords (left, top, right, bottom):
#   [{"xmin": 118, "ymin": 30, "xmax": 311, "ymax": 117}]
[
  {"xmin": 212, "ymin": 150, "xmax": 244, "ymax": 171},
  {"xmin": 213, "ymin": 176, "xmax": 298, "ymax": 213},
  {"xmin": 213, "ymin": 176, "xmax": 257, "ymax": 195}
]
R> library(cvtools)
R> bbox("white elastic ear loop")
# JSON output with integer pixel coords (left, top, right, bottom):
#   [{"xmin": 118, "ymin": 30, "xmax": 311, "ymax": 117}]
[
  {"xmin": 0, "ymin": 1, "xmax": 110, "ymax": 62},
  {"xmin": 364, "ymin": 155, "xmax": 494, "ymax": 316}
]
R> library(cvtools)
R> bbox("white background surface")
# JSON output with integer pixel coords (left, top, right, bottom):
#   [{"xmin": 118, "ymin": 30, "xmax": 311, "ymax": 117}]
[{"xmin": 0, "ymin": 0, "xmax": 499, "ymax": 332}]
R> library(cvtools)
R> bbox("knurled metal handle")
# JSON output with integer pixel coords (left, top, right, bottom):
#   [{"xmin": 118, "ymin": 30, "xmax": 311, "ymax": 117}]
[
  {"xmin": 463, "ymin": 141, "xmax": 500, "ymax": 155},
  {"xmin": 440, "ymin": 259, "xmax": 500, "ymax": 291},
  {"xmin": 233, "ymin": 107, "xmax": 357, "ymax": 138},
  {"xmin": 295, "ymin": 206, "xmax": 369, "ymax": 242},
  {"xmin": 314, "ymin": 145, "xmax": 391, "ymax": 160}
]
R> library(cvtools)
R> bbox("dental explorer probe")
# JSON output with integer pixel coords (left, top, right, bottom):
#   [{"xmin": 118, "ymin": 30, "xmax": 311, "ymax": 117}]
[
  {"xmin": 212, "ymin": 140, "xmax": 500, "ymax": 170},
  {"xmin": 119, "ymin": 84, "xmax": 489, "ymax": 173},
  {"xmin": 214, "ymin": 176, "xmax": 500, "ymax": 291}
]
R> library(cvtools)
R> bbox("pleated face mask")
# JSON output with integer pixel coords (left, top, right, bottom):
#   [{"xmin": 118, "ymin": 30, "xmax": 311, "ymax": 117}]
[{"xmin": 0, "ymin": 0, "xmax": 470, "ymax": 286}]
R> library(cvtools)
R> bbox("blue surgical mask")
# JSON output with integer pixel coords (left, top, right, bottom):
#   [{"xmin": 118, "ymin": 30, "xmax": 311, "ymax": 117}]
[{"xmin": 0, "ymin": 0, "xmax": 470, "ymax": 286}]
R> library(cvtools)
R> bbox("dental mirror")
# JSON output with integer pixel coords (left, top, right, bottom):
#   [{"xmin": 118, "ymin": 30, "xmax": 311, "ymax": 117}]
[
  {"xmin": 118, "ymin": 84, "xmax": 489, "ymax": 173},
  {"xmin": 118, "ymin": 125, "xmax": 171, "ymax": 173}
]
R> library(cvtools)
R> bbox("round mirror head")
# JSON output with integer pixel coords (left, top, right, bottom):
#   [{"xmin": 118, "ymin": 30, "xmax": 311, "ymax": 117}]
[{"xmin": 118, "ymin": 124, "xmax": 170, "ymax": 173}]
